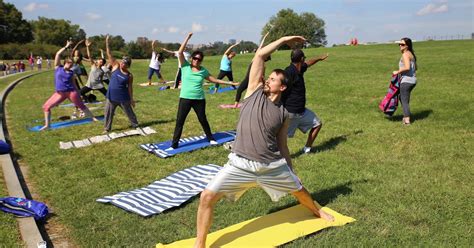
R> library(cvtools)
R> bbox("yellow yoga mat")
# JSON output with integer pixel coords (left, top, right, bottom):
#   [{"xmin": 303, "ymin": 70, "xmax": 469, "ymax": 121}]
[{"xmin": 157, "ymin": 205, "xmax": 355, "ymax": 248}]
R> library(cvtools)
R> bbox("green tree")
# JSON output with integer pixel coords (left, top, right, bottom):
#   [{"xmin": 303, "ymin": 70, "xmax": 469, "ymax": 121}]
[
  {"xmin": 30, "ymin": 17, "xmax": 86, "ymax": 46},
  {"xmin": 0, "ymin": 0, "xmax": 34, "ymax": 44},
  {"xmin": 261, "ymin": 8, "xmax": 327, "ymax": 47}
]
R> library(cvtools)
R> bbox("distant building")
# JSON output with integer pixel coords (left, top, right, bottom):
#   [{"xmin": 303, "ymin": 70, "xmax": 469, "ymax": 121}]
[
  {"xmin": 229, "ymin": 39, "xmax": 236, "ymax": 44},
  {"xmin": 136, "ymin": 37, "xmax": 148, "ymax": 43},
  {"xmin": 471, "ymin": 33, "xmax": 474, "ymax": 39}
]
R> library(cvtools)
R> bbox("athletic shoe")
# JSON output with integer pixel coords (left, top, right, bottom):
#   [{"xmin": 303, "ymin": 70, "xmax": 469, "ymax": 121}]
[
  {"xmin": 165, "ymin": 147, "xmax": 174, "ymax": 151},
  {"xmin": 302, "ymin": 146, "xmax": 311, "ymax": 154},
  {"xmin": 209, "ymin": 140, "xmax": 218, "ymax": 145}
]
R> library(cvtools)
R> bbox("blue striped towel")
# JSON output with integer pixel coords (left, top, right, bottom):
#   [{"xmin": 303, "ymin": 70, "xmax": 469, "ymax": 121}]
[{"xmin": 97, "ymin": 164, "xmax": 221, "ymax": 217}]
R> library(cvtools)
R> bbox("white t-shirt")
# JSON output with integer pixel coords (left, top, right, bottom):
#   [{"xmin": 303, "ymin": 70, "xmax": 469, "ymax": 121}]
[
  {"xmin": 36, "ymin": 57, "xmax": 42, "ymax": 65},
  {"xmin": 149, "ymin": 51, "xmax": 161, "ymax": 70},
  {"xmin": 174, "ymin": 51, "xmax": 191, "ymax": 68}
]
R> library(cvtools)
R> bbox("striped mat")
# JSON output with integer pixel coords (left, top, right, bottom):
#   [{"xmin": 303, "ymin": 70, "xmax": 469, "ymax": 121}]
[{"xmin": 97, "ymin": 164, "xmax": 221, "ymax": 217}]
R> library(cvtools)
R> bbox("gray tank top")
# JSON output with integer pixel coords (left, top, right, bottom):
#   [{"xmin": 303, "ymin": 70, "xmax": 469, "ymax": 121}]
[
  {"xmin": 399, "ymin": 58, "xmax": 417, "ymax": 84},
  {"xmin": 232, "ymin": 86, "xmax": 288, "ymax": 164}
]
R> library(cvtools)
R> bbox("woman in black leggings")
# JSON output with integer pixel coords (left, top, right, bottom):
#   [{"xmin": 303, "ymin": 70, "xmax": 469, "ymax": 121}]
[{"xmin": 171, "ymin": 33, "xmax": 238, "ymax": 149}]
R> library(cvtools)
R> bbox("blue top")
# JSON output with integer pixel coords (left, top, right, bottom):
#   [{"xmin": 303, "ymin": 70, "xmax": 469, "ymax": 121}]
[
  {"xmin": 107, "ymin": 69, "xmax": 131, "ymax": 102},
  {"xmin": 219, "ymin": 55, "xmax": 232, "ymax": 72},
  {"xmin": 54, "ymin": 66, "xmax": 75, "ymax": 92}
]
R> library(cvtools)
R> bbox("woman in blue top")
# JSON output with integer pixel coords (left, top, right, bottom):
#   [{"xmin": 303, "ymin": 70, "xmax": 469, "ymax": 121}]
[
  {"xmin": 393, "ymin": 37, "xmax": 417, "ymax": 125},
  {"xmin": 103, "ymin": 35, "xmax": 138, "ymax": 132},
  {"xmin": 170, "ymin": 33, "xmax": 238, "ymax": 149},
  {"xmin": 213, "ymin": 41, "xmax": 240, "ymax": 93}
]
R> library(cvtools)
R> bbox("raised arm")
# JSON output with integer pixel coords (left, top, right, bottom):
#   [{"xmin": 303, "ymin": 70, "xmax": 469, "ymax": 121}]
[
  {"xmin": 151, "ymin": 40, "xmax": 156, "ymax": 52},
  {"xmin": 55, "ymin": 40, "xmax": 73, "ymax": 68},
  {"xmin": 305, "ymin": 53, "xmax": 328, "ymax": 67},
  {"xmin": 85, "ymin": 39, "xmax": 93, "ymax": 66},
  {"xmin": 160, "ymin": 47, "xmax": 175, "ymax": 54},
  {"xmin": 246, "ymin": 36, "xmax": 306, "ymax": 98},
  {"xmin": 70, "ymin": 39, "xmax": 84, "ymax": 57},
  {"xmin": 178, "ymin": 33, "xmax": 193, "ymax": 66},
  {"xmin": 100, "ymin": 49, "xmax": 104, "ymax": 59},
  {"xmin": 258, "ymin": 32, "xmax": 270, "ymax": 51},
  {"xmin": 224, "ymin": 41, "xmax": 240, "ymax": 56},
  {"xmin": 105, "ymin": 35, "xmax": 117, "ymax": 68}
]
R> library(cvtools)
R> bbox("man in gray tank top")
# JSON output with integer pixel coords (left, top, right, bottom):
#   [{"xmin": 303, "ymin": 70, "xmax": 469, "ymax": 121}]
[{"xmin": 194, "ymin": 35, "xmax": 334, "ymax": 248}]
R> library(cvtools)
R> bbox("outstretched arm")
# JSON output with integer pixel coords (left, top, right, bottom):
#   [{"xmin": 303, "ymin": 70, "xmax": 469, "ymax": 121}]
[
  {"xmin": 178, "ymin": 33, "xmax": 192, "ymax": 66},
  {"xmin": 55, "ymin": 40, "xmax": 73, "ymax": 68},
  {"xmin": 206, "ymin": 75, "xmax": 238, "ymax": 86},
  {"xmin": 70, "ymin": 39, "xmax": 84, "ymax": 57},
  {"xmin": 161, "ymin": 47, "xmax": 175, "ymax": 54},
  {"xmin": 245, "ymin": 36, "xmax": 306, "ymax": 98},
  {"xmin": 105, "ymin": 35, "xmax": 117, "ymax": 68},
  {"xmin": 258, "ymin": 32, "xmax": 270, "ymax": 51},
  {"xmin": 224, "ymin": 41, "xmax": 240, "ymax": 56},
  {"xmin": 306, "ymin": 53, "xmax": 328, "ymax": 67},
  {"xmin": 100, "ymin": 49, "xmax": 105, "ymax": 59},
  {"xmin": 85, "ymin": 39, "xmax": 93, "ymax": 66}
]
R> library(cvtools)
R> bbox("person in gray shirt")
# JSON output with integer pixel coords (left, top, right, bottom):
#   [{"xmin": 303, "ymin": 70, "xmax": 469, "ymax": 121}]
[
  {"xmin": 80, "ymin": 38, "xmax": 107, "ymax": 100},
  {"xmin": 193, "ymin": 35, "xmax": 334, "ymax": 248}
]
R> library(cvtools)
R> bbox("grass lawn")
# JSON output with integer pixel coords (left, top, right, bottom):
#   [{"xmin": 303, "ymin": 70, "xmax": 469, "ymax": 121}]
[
  {"xmin": 0, "ymin": 71, "xmax": 41, "ymax": 248},
  {"xmin": 1, "ymin": 40, "xmax": 473, "ymax": 246}
]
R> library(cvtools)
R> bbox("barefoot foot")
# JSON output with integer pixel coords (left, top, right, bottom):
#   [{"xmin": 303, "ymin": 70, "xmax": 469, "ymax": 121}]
[{"xmin": 318, "ymin": 209, "xmax": 335, "ymax": 222}]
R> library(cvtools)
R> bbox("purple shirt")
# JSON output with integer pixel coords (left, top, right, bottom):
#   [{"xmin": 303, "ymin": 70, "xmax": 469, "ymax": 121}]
[{"xmin": 54, "ymin": 66, "xmax": 75, "ymax": 92}]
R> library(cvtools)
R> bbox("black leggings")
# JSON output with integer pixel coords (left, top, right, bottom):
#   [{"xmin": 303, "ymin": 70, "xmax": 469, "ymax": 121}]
[
  {"xmin": 80, "ymin": 86, "xmax": 107, "ymax": 98},
  {"xmin": 400, "ymin": 83, "xmax": 416, "ymax": 117},
  {"xmin": 234, "ymin": 78, "xmax": 249, "ymax": 102},
  {"xmin": 215, "ymin": 70, "xmax": 233, "ymax": 89},
  {"xmin": 172, "ymin": 98, "xmax": 214, "ymax": 148}
]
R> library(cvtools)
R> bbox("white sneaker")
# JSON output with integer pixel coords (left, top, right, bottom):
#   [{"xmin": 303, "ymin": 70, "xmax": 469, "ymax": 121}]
[
  {"xmin": 223, "ymin": 141, "xmax": 233, "ymax": 150},
  {"xmin": 302, "ymin": 146, "xmax": 311, "ymax": 154},
  {"xmin": 165, "ymin": 147, "xmax": 175, "ymax": 151},
  {"xmin": 209, "ymin": 140, "xmax": 218, "ymax": 145}
]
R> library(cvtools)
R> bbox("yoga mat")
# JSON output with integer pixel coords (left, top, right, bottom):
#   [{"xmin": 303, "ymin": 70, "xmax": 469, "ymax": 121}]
[
  {"xmin": 29, "ymin": 116, "xmax": 104, "ymax": 132},
  {"xmin": 97, "ymin": 164, "xmax": 221, "ymax": 217},
  {"xmin": 157, "ymin": 205, "xmax": 355, "ymax": 247},
  {"xmin": 209, "ymin": 86, "xmax": 236, "ymax": 94},
  {"xmin": 140, "ymin": 131, "xmax": 236, "ymax": 158},
  {"xmin": 59, "ymin": 101, "xmax": 102, "ymax": 108},
  {"xmin": 219, "ymin": 103, "xmax": 241, "ymax": 109},
  {"xmin": 59, "ymin": 126, "xmax": 156, "ymax": 149}
]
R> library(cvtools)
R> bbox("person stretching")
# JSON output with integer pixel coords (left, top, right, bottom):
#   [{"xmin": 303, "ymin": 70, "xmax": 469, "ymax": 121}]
[
  {"xmin": 282, "ymin": 50, "xmax": 329, "ymax": 154},
  {"xmin": 147, "ymin": 40, "xmax": 165, "ymax": 85},
  {"xmin": 213, "ymin": 41, "xmax": 240, "ymax": 93},
  {"xmin": 40, "ymin": 40, "xmax": 98, "ymax": 131},
  {"xmin": 80, "ymin": 38, "xmax": 107, "ymax": 100},
  {"xmin": 170, "ymin": 32, "xmax": 238, "ymax": 149},
  {"xmin": 194, "ymin": 35, "xmax": 334, "ymax": 248},
  {"xmin": 103, "ymin": 35, "xmax": 139, "ymax": 133}
]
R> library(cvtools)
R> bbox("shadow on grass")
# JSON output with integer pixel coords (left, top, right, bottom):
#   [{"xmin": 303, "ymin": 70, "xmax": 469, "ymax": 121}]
[
  {"xmin": 291, "ymin": 130, "xmax": 363, "ymax": 158},
  {"xmin": 387, "ymin": 109, "xmax": 433, "ymax": 123}
]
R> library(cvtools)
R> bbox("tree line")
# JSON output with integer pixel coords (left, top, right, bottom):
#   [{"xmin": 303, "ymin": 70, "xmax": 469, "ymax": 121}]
[{"xmin": 1, "ymin": 0, "xmax": 326, "ymax": 60}]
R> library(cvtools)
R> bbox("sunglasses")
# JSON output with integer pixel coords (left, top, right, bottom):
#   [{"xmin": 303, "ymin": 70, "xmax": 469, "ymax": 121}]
[
  {"xmin": 192, "ymin": 56, "xmax": 203, "ymax": 62},
  {"xmin": 399, "ymin": 43, "xmax": 407, "ymax": 47}
]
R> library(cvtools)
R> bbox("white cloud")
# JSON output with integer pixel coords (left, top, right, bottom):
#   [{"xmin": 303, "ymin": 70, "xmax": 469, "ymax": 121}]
[
  {"xmin": 191, "ymin": 22, "xmax": 206, "ymax": 32},
  {"xmin": 168, "ymin": 26, "xmax": 179, "ymax": 33},
  {"xmin": 106, "ymin": 24, "xmax": 112, "ymax": 28},
  {"xmin": 86, "ymin": 12, "xmax": 102, "ymax": 21},
  {"xmin": 417, "ymin": 2, "xmax": 449, "ymax": 16},
  {"xmin": 24, "ymin": 3, "xmax": 49, "ymax": 12}
]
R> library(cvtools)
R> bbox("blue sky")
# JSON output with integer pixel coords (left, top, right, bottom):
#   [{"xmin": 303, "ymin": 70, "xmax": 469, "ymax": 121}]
[{"xmin": 9, "ymin": 0, "xmax": 474, "ymax": 45}]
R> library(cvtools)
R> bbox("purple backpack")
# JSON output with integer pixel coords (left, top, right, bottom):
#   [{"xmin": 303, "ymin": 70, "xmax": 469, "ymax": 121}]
[
  {"xmin": 379, "ymin": 74, "xmax": 401, "ymax": 116},
  {"xmin": 0, "ymin": 197, "xmax": 49, "ymax": 220}
]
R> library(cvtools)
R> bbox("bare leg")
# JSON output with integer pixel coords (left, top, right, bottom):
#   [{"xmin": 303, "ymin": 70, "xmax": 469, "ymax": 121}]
[
  {"xmin": 305, "ymin": 123, "xmax": 322, "ymax": 148},
  {"xmin": 39, "ymin": 111, "xmax": 51, "ymax": 131},
  {"xmin": 194, "ymin": 189, "xmax": 224, "ymax": 248},
  {"xmin": 292, "ymin": 187, "xmax": 334, "ymax": 221}
]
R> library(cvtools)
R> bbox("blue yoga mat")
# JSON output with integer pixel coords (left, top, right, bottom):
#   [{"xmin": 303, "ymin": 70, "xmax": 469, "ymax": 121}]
[
  {"xmin": 29, "ymin": 116, "xmax": 104, "ymax": 132},
  {"xmin": 158, "ymin": 86, "xmax": 171, "ymax": 91},
  {"xmin": 208, "ymin": 86, "xmax": 236, "ymax": 94},
  {"xmin": 59, "ymin": 101, "xmax": 102, "ymax": 108},
  {"xmin": 140, "ymin": 131, "xmax": 236, "ymax": 158}
]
